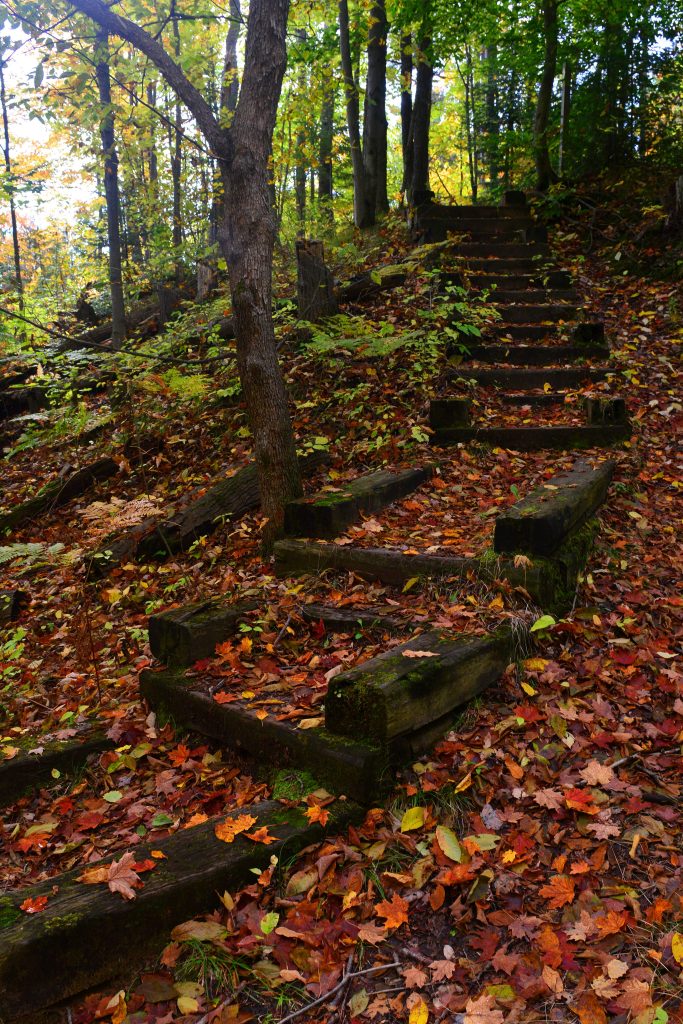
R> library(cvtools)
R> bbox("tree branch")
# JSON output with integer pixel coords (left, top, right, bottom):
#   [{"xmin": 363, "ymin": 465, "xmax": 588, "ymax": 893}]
[{"xmin": 68, "ymin": 0, "xmax": 230, "ymax": 161}]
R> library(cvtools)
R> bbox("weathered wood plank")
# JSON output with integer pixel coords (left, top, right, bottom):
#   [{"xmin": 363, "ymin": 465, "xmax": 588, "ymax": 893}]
[
  {"xmin": 450, "ymin": 367, "xmax": 609, "ymax": 389},
  {"xmin": 0, "ymin": 589, "xmax": 26, "ymax": 626},
  {"xmin": 0, "ymin": 729, "xmax": 113, "ymax": 807},
  {"xmin": 0, "ymin": 798, "xmax": 362, "ymax": 1020},
  {"xmin": 494, "ymin": 460, "xmax": 615, "ymax": 556},
  {"xmin": 301, "ymin": 602, "xmax": 406, "ymax": 633},
  {"xmin": 460, "ymin": 344, "xmax": 609, "ymax": 366},
  {"xmin": 325, "ymin": 629, "xmax": 514, "ymax": 743},
  {"xmin": 148, "ymin": 598, "xmax": 257, "ymax": 667},
  {"xmin": 430, "ymin": 424, "xmax": 631, "ymax": 451},
  {"xmin": 284, "ymin": 466, "xmax": 433, "ymax": 539}
]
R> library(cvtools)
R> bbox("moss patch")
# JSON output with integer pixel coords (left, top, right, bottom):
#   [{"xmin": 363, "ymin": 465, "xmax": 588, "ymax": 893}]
[{"xmin": 272, "ymin": 769, "xmax": 319, "ymax": 802}]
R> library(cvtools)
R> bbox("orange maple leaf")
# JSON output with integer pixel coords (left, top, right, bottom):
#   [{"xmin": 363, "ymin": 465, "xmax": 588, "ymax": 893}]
[
  {"xmin": 244, "ymin": 826, "xmax": 278, "ymax": 845},
  {"xmin": 214, "ymin": 814, "xmax": 257, "ymax": 844},
  {"xmin": 594, "ymin": 909, "xmax": 629, "ymax": 937},
  {"xmin": 564, "ymin": 788, "xmax": 600, "ymax": 814},
  {"xmin": 168, "ymin": 744, "xmax": 191, "ymax": 767},
  {"xmin": 375, "ymin": 892, "xmax": 409, "ymax": 930},
  {"xmin": 538, "ymin": 874, "xmax": 576, "ymax": 910},
  {"xmin": 305, "ymin": 804, "xmax": 330, "ymax": 826},
  {"xmin": 20, "ymin": 895, "xmax": 48, "ymax": 914}
]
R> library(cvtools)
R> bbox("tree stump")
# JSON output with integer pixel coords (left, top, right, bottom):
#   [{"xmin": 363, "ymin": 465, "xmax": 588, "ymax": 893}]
[{"xmin": 296, "ymin": 239, "xmax": 337, "ymax": 322}]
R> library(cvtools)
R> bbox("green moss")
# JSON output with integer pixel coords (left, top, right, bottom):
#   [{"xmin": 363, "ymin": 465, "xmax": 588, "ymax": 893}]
[
  {"xmin": 269, "ymin": 806, "xmax": 309, "ymax": 828},
  {"xmin": 0, "ymin": 898, "xmax": 20, "ymax": 929},
  {"xmin": 43, "ymin": 911, "xmax": 83, "ymax": 933},
  {"xmin": 310, "ymin": 490, "xmax": 353, "ymax": 507},
  {"xmin": 272, "ymin": 769, "xmax": 319, "ymax": 802}
]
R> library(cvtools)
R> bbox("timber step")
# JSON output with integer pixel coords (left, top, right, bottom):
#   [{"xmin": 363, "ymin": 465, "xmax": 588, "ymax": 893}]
[
  {"xmin": 0, "ymin": 798, "xmax": 361, "ymax": 1021},
  {"xmin": 284, "ymin": 465, "xmax": 433, "ymax": 539},
  {"xmin": 487, "ymin": 303, "xmax": 579, "ymax": 323},
  {"xmin": 483, "ymin": 289, "xmax": 577, "ymax": 303},
  {"xmin": 430, "ymin": 424, "xmax": 631, "ymax": 451},
  {"xmin": 461, "ymin": 344, "xmax": 610, "ymax": 366},
  {"xmin": 452, "ymin": 367, "xmax": 610, "ymax": 389},
  {"xmin": 500, "ymin": 392, "xmax": 572, "ymax": 406},
  {"xmin": 140, "ymin": 667, "xmax": 385, "ymax": 804},
  {"xmin": 461, "ymin": 257, "xmax": 555, "ymax": 273},
  {"xmin": 468, "ymin": 270, "xmax": 574, "ymax": 289},
  {"xmin": 273, "ymin": 538, "xmax": 595, "ymax": 613},
  {"xmin": 448, "ymin": 242, "xmax": 551, "ymax": 259},
  {"xmin": 423, "ymin": 203, "xmax": 531, "ymax": 219},
  {"xmin": 301, "ymin": 602, "xmax": 407, "ymax": 633},
  {"xmin": 0, "ymin": 588, "xmax": 27, "ymax": 625},
  {"xmin": 0, "ymin": 728, "xmax": 114, "ymax": 807},
  {"xmin": 325, "ymin": 630, "xmax": 514, "ymax": 746},
  {"xmin": 489, "ymin": 324, "xmax": 567, "ymax": 341},
  {"xmin": 0, "ymin": 386, "xmax": 47, "ymax": 421},
  {"xmin": 149, "ymin": 598, "xmax": 257, "ymax": 668},
  {"xmin": 494, "ymin": 460, "xmax": 616, "ymax": 556}
]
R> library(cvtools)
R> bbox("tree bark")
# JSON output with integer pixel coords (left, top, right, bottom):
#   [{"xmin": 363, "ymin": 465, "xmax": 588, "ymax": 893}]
[
  {"xmin": 94, "ymin": 30, "xmax": 126, "ymax": 348},
  {"xmin": 363, "ymin": 1, "xmax": 389, "ymax": 216},
  {"xmin": 294, "ymin": 29, "xmax": 307, "ymax": 231},
  {"xmin": 485, "ymin": 43, "xmax": 499, "ymax": 188},
  {"xmin": 410, "ymin": 31, "xmax": 433, "ymax": 206},
  {"xmin": 296, "ymin": 239, "xmax": 337, "ymax": 321},
  {"xmin": 318, "ymin": 65, "xmax": 335, "ymax": 221},
  {"xmin": 71, "ymin": 0, "xmax": 301, "ymax": 539},
  {"xmin": 220, "ymin": 0, "xmax": 241, "ymax": 115},
  {"xmin": 400, "ymin": 32, "xmax": 413, "ymax": 201},
  {"xmin": 170, "ymin": 14, "xmax": 183, "ymax": 277},
  {"xmin": 339, "ymin": 0, "xmax": 372, "ymax": 227},
  {"xmin": 0, "ymin": 51, "xmax": 23, "ymax": 310},
  {"xmin": 533, "ymin": 0, "xmax": 559, "ymax": 192}
]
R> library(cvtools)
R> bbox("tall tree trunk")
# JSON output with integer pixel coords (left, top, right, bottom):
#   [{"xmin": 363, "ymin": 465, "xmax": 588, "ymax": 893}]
[
  {"xmin": 363, "ymin": 1, "xmax": 389, "ymax": 216},
  {"xmin": 94, "ymin": 29, "xmax": 126, "ymax": 348},
  {"xmin": 558, "ymin": 60, "xmax": 571, "ymax": 176},
  {"xmin": 533, "ymin": 0, "xmax": 559, "ymax": 191},
  {"xmin": 171, "ymin": 15, "xmax": 183, "ymax": 278},
  {"xmin": 220, "ymin": 0, "xmax": 241, "ymax": 115},
  {"xmin": 339, "ymin": 0, "xmax": 372, "ymax": 227},
  {"xmin": 462, "ymin": 46, "xmax": 478, "ymax": 201},
  {"xmin": 485, "ymin": 43, "xmax": 499, "ymax": 189},
  {"xmin": 294, "ymin": 29, "xmax": 307, "ymax": 232},
  {"xmin": 0, "ymin": 52, "xmax": 23, "ymax": 310},
  {"xmin": 71, "ymin": 0, "xmax": 301, "ymax": 536},
  {"xmin": 410, "ymin": 30, "xmax": 433, "ymax": 205},
  {"xmin": 318, "ymin": 67, "xmax": 335, "ymax": 222},
  {"xmin": 400, "ymin": 32, "xmax": 413, "ymax": 201}
]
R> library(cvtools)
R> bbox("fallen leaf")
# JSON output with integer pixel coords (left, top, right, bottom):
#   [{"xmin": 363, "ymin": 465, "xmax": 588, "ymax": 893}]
[
  {"xmin": 538, "ymin": 874, "xmax": 575, "ymax": 910},
  {"xmin": 214, "ymin": 814, "xmax": 257, "ymax": 844},
  {"xmin": 375, "ymin": 892, "xmax": 409, "ymax": 929},
  {"xmin": 463, "ymin": 993, "xmax": 505, "ymax": 1024}
]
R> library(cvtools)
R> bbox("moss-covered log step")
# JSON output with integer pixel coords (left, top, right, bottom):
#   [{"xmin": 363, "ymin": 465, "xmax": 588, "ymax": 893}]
[
  {"xmin": 301, "ymin": 602, "xmax": 407, "ymax": 633},
  {"xmin": 0, "ymin": 798, "xmax": 361, "ymax": 1021},
  {"xmin": 470, "ymin": 270, "xmax": 573, "ymax": 289},
  {"xmin": 448, "ymin": 241, "xmax": 550, "ymax": 259},
  {"xmin": 0, "ymin": 435, "xmax": 162, "ymax": 534},
  {"xmin": 273, "ymin": 538, "xmax": 588, "ymax": 612},
  {"xmin": 489, "ymin": 303, "xmax": 579, "ymax": 324},
  {"xmin": 461, "ymin": 344, "xmax": 609, "ymax": 366},
  {"xmin": 284, "ymin": 466, "xmax": 433, "ymax": 539},
  {"xmin": 430, "ymin": 424, "xmax": 631, "ymax": 451},
  {"xmin": 140, "ymin": 668, "xmax": 385, "ymax": 805},
  {"xmin": 0, "ymin": 588, "xmax": 26, "ymax": 625},
  {"xmin": 325, "ymin": 629, "xmax": 514, "ymax": 745},
  {"xmin": 494, "ymin": 460, "xmax": 615, "ymax": 556},
  {"xmin": 149, "ymin": 598, "xmax": 257, "ymax": 668},
  {"xmin": 452, "ymin": 366, "xmax": 610, "ymax": 389},
  {"xmin": 0, "ymin": 385, "xmax": 47, "ymax": 421},
  {"xmin": 482, "ymin": 288, "xmax": 577, "ymax": 303},
  {"xmin": 0, "ymin": 728, "xmax": 113, "ymax": 807}
]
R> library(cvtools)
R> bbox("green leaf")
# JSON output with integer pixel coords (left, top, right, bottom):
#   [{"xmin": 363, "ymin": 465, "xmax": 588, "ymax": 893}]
[
  {"xmin": 401, "ymin": 806, "xmax": 426, "ymax": 832},
  {"xmin": 465, "ymin": 833, "xmax": 500, "ymax": 851},
  {"xmin": 34, "ymin": 63, "xmax": 44, "ymax": 89},
  {"xmin": 150, "ymin": 812, "xmax": 174, "ymax": 828},
  {"xmin": 435, "ymin": 825, "xmax": 462, "ymax": 862},
  {"xmin": 260, "ymin": 911, "xmax": 279, "ymax": 935},
  {"xmin": 530, "ymin": 614, "xmax": 556, "ymax": 633},
  {"xmin": 103, "ymin": 790, "xmax": 123, "ymax": 803}
]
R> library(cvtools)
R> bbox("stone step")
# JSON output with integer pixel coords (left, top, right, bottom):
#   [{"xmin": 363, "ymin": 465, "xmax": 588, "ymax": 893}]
[
  {"xmin": 0, "ymin": 798, "xmax": 361, "ymax": 1020},
  {"xmin": 325, "ymin": 630, "xmax": 514, "ymax": 745},
  {"xmin": 430, "ymin": 424, "xmax": 631, "ymax": 451},
  {"xmin": 494, "ymin": 460, "xmax": 616, "ymax": 556},
  {"xmin": 284, "ymin": 465, "xmax": 433, "ymax": 539},
  {"xmin": 449, "ymin": 242, "xmax": 551, "ymax": 259},
  {"xmin": 461, "ymin": 344, "xmax": 609, "ymax": 366},
  {"xmin": 489, "ymin": 303, "xmax": 579, "ymax": 324},
  {"xmin": 452, "ymin": 366, "xmax": 610, "ymax": 389}
]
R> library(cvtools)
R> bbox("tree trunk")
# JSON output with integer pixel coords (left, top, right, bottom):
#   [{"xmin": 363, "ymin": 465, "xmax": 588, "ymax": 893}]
[
  {"xmin": 220, "ymin": 0, "xmax": 241, "ymax": 115},
  {"xmin": 485, "ymin": 43, "xmax": 499, "ymax": 188},
  {"xmin": 0, "ymin": 53, "xmax": 23, "ymax": 310},
  {"xmin": 558, "ymin": 61, "xmax": 571, "ymax": 176},
  {"xmin": 400, "ymin": 32, "xmax": 413, "ymax": 201},
  {"xmin": 171, "ymin": 15, "xmax": 183, "ymax": 277},
  {"xmin": 94, "ymin": 30, "xmax": 126, "ymax": 348},
  {"xmin": 294, "ymin": 29, "xmax": 307, "ymax": 232},
  {"xmin": 363, "ymin": 1, "xmax": 389, "ymax": 216},
  {"xmin": 410, "ymin": 31, "xmax": 433, "ymax": 206},
  {"xmin": 296, "ymin": 239, "xmax": 337, "ymax": 321},
  {"xmin": 339, "ymin": 0, "xmax": 372, "ymax": 227},
  {"xmin": 533, "ymin": 0, "xmax": 559, "ymax": 192},
  {"xmin": 318, "ymin": 68, "xmax": 335, "ymax": 221}
]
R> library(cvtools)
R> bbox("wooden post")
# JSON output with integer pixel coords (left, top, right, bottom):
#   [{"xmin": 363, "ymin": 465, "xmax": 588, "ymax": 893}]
[{"xmin": 296, "ymin": 239, "xmax": 338, "ymax": 322}]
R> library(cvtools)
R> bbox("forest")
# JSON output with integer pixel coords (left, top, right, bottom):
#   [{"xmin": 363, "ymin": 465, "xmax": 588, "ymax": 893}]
[{"xmin": 0, "ymin": 1, "xmax": 681, "ymax": 1023}]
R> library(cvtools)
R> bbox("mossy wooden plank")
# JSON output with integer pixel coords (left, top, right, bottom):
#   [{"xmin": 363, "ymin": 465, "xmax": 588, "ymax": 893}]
[
  {"xmin": 284, "ymin": 466, "xmax": 433, "ymax": 539},
  {"xmin": 452, "ymin": 367, "xmax": 609, "ymax": 389},
  {"xmin": 0, "ymin": 729, "xmax": 114, "ymax": 807},
  {"xmin": 0, "ymin": 798, "xmax": 362, "ymax": 1020},
  {"xmin": 139, "ymin": 668, "xmax": 386, "ymax": 805},
  {"xmin": 488, "ymin": 303, "xmax": 578, "ymax": 324},
  {"xmin": 461, "ymin": 344, "xmax": 609, "ymax": 366},
  {"xmin": 148, "ymin": 598, "xmax": 257, "ymax": 667},
  {"xmin": 0, "ymin": 588, "xmax": 26, "ymax": 626},
  {"xmin": 301, "ymin": 602, "xmax": 406, "ymax": 633},
  {"xmin": 429, "ymin": 399, "xmax": 471, "ymax": 429},
  {"xmin": 430, "ymin": 424, "xmax": 630, "ymax": 450},
  {"xmin": 325, "ymin": 629, "xmax": 514, "ymax": 744},
  {"xmin": 494, "ymin": 461, "xmax": 615, "ymax": 556}
]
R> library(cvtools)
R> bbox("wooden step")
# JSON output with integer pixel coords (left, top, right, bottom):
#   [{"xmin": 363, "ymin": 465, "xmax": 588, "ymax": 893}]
[
  {"xmin": 490, "ymin": 303, "xmax": 579, "ymax": 324},
  {"xmin": 462, "ymin": 344, "xmax": 609, "ymax": 366},
  {"xmin": 499, "ymin": 392, "xmax": 572, "ymax": 406},
  {"xmin": 452, "ymin": 367, "xmax": 610, "ymax": 389},
  {"xmin": 449, "ymin": 242, "xmax": 551, "ymax": 259},
  {"xmin": 430, "ymin": 424, "xmax": 631, "ymax": 451},
  {"xmin": 480, "ymin": 289, "xmax": 577, "ymax": 303},
  {"xmin": 459, "ymin": 257, "xmax": 553, "ymax": 273},
  {"xmin": 148, "ymin": 598, "xmax": 257, "ymax": 667},
  {"xmin": 469, "ymin": 270, "xmax": 573, "ymax": 289},
  {"xmin": 284, "ymin": 466, "xmax": 433, "ymax": 539},
  {"xmin": 0, "ymin": 728, "xmax": 113, "ymax": 807},
  {"xmin": 494, "ymin": 460, "xmax": 616, "ymax": 556}
]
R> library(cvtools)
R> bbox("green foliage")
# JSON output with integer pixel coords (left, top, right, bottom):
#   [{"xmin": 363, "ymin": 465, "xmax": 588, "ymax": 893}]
[
  {"xmin": 300, "ymin": 313, "xmax": 422, "ymax": 359},
  {"xmin": 0, "ymin": 542, "xmax": 66, "ymax": 568}
]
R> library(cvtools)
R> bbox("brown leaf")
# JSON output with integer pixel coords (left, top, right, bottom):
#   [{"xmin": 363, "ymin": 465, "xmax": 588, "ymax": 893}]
[
  {"xmin": 538, "ymin": 874, "xmax": 576, "ymax": 910},
  {"xmin": 462, "ymin": 994, "xmax": 505, "ymax": 1024}
]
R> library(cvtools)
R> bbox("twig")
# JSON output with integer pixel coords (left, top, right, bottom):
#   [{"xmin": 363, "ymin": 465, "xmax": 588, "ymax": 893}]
[
  {"xmin": 275, "ymin": 963, "xmax": 397, "ymax": 1024},
  {"xmin": 610, "ymin": 744, "xmax": 680, "ymax": 771},
  {"xmin": 273, "ymin": 611, "xmax": 294, "ymax": 649}
]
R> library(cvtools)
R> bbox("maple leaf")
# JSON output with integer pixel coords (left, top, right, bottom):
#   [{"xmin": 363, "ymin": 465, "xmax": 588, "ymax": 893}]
[
  {"xmin": 430, "ymin": 958, "xmax": 457, "ymax": 982},
  {"xmin": 565, "ymin": 911, "xmax": 598, "ymax": 941},
  {"xmin": 243, "ymin": 826, "xmax": 277, "ymax": 844},
  {"xmin": 579, "ymin": 759, "xmax": 615, "ymax": 787},
  {"xmin": 214, "ymin": 814, "xmax": 257, "ymax": 843},
  {"xmin": 538, "ymin": 875, "xmax": 576, "ymax": 910},
  {"xmin": 305, "ymin": 804, "xmax": 330, "ymax": 826},
  {"xmin": 20, "ymin": 895, "xmax": 48, "ymax": 914},
  {"xmin": 564, "ymin": 788, "xmax": 600, "ymax": 814},
  {"xmin": 587, "ymin": 821, "xmax": 621, "ymax": 839},
  {"xmin": 168, "ymin": 744, "xmax": 191, "ymax": 767},
  {"xmin": 574, "ymin": 991, "xmax": 608, "ymax": 1024},
  {"xmin": 106, "ymin": 853, "xmax": 143, "ymax": 900},
  {"xmin": 594, "ymin": 909, "xmax": 629, "ymax": 937},
  {"xmin": 615, "ymin": 978, "xmax": 652, "ymax": 1014},
  {"xmin": 402, "ymin": 966, "xmax": 428, "ymax": 988},
  {"xmin": 462, "ymin": 994, "xmax": 505, "ymax": 1024},
  {"xmin": 591, "ymin": 975, "xmax": 620, "ymax": 1000},
  {"xmin": 533, "ymin": 788, "xmax": 564, "ymax": 810},
  {"xmin": 357, "ymin": 922, "xmax": 387, "ymax": 944},
  {"xmin": 375, "ymin": 892, "xmax": 409, "ymax": 930}
]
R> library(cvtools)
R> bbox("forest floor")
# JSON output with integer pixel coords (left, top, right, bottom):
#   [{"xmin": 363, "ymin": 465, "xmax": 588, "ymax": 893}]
[{"xmin": 0, "ymin": 189, "xmax": 681, "ymax": 1024}]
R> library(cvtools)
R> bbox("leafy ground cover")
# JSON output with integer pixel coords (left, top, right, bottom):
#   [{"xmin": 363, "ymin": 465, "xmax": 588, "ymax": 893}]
[{"xmin": 0, "ymin": 197, "xmax": 681, "ymax": 1024}]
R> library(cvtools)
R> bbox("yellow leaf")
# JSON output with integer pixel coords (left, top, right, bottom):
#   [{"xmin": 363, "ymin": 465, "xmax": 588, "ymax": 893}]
[
  {"xmin": 524, "ymin": 658, "xmax": 549, "ymax": 671},
  {"xmin": 401, "ymin": 806, "xmax": 425, "ymax": 832},
  {"xmin": 453, "ymin": 772, "xmax": 472, "ymax": 793},
  {"xmin": 298, "ymin": 717, "xmax": 323, "ymax": 729},
  {"xmin": 255, "ymin": 709, "xmax": 268, "ymax": 721},
  {"xmin": 521, "ymin": 682, "xmax": 537, "ymax": 696},
  {"xmin": 177, "ymin": 995, "xmax": 200, "ymax": 1015},
  {"xmin": 150, "ymin": 849, "xmax": 166, "ymax": 859},
  {"xmin": 409, "ymin": 995, "xmax": 429, "ymax": 1024},
  {"xmin": 672, "ymin": 932, "xmax": 683, "ymax": 965},
  {"xmin": 402, "ymin": 576, "xmax": 419, "ymax": 593}
]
